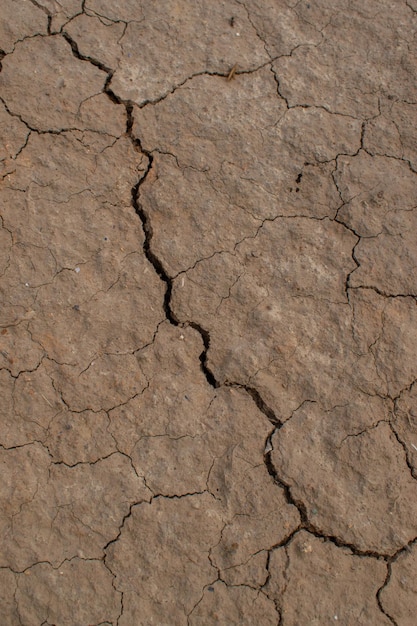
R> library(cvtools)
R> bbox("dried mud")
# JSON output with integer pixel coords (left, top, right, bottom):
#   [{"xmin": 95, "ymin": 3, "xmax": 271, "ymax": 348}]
[{"xmin": 1, "ymin": 1, "xmax": 417, "ymax": 624}]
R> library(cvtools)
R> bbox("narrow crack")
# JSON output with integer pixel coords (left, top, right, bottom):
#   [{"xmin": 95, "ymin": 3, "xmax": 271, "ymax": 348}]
[
  {"xmin": 334, "ymin": 223, "xmax": 361, "ymax": 302},
  {"xmin": 130, "ymin": 173, "xmax": 178, "ymax": 327},
  {"xmin": 376, "ymin": 563, "xmax": 398, "ymax": 625},
  {"xmin": 187, "ymin": 322, "xmax": 218, "ymax": 388},
  {"xmin": 389, "ymin": 420, "xmax": 417, "ymax": 480},
  {"xmin": 349, "ymin": 284, "xmax": 417, "ymax": 300},
  {"xmin": 62, "ymin": 31, "xmax": 111, "ymax": 74},
  {"xmin": 102, "ymin": 501, "xmax": 140, "ymax": 556},
  {"xmin": 264, "ymin": 449, "xmax": 308, "ymax": 528},
  {"xmin": 227, "ymin": 382, "xmax": 280, "ymax": 425}
]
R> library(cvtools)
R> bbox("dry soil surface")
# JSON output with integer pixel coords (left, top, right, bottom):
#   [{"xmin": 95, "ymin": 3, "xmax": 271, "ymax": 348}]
[{"xmin": 1, "ymin": 1, "xmax": 417, "ymax": 625}]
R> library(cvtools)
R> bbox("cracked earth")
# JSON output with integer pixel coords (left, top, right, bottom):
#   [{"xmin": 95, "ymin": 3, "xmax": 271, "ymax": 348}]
[{"xmin": 1, "ymin": 0, "xmax": 417, "ymax": 624}]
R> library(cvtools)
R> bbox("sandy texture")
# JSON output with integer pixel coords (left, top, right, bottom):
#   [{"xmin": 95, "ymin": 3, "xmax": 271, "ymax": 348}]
[{"xmin": 1, "ymin": 1, "xmax": 417, "ymax": 624}]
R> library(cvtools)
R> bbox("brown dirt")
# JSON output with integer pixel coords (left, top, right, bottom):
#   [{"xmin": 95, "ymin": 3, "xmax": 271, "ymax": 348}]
[{"xmin": 1, "ymin": 1, "xmax": 417, "ymax": 624}]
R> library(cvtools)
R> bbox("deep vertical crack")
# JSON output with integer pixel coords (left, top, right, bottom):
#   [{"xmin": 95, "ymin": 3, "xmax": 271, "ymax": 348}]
[
  {"xmin": 376, "ymin": 563, "xmax": 398, "ymax": 625},
  {"xmin": 125, "ymin": 107, "xmax": 227, "ymax": 393},
  {"xmin": 62, "ymin": 22, "xmax": 220, "ymax": 389},
  {"xmin": 389, "ymin": 420, "xmax": 417, "ymax": 480},
  {"xmin": 130, "ymin": 168, "xmax": 178, "ymax": 326},
  {"xmin": 123, "ymin": 108, "xmax": 180, "ymax": 329},
  {"xmin": 187, "ymin": 322, "xmax": 218, "ymax": 388},
  {"xmin": 264, "ymin": 448, "xmax": 309, "ymax": 527}
]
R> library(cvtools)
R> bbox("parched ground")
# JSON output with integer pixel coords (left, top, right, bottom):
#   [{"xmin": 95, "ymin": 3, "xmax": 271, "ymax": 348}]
[{"xmin": 1, "ymin": 1, "xmax": 417, "ymax": 624}]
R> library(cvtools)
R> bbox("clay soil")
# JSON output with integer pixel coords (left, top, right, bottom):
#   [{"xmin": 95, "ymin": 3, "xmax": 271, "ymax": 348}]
[{"xmin": 1, "ymin": 1, "xmax": 417, "ymax": 624}]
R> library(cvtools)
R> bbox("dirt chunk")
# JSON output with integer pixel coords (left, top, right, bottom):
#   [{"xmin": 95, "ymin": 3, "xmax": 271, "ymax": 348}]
[
  {"xmin": 0, "ymin": 0, "xmax": 47, "ymax": 53},
  {"xmin": 106, "ymin": 494, "xmax": 223, "ymax": 626},
  {"xmin": 274, "ymin": 1, "xmax": 416, "ymax": 116},
  {"xmin": 0, "ymin": 36, "xmax": 105, "ymax": 131},
  {"xmin": 0, "ymin": 444, "xmax": 150, "ymax": 571},
  {"xmin": 134, "ymin": 70, "xmax": 359, "ymax": 275},
  {"xmin": 15, "ymin": 559, "xmax": 121, "ymax": 626},
  {"xmin": 271, "ymin": 412, "xmax": 417, "ymax": 555},
  {"xmin": 106, "ymin": 0, "xmax": 269, "ymax": 104},
  {"xmin": 380, "ymin": 542, "xmax": 417, "ymax": 625},
  {"xmin": 266, "ymin": 530, "xmax": 391, "ymax": 624}
]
